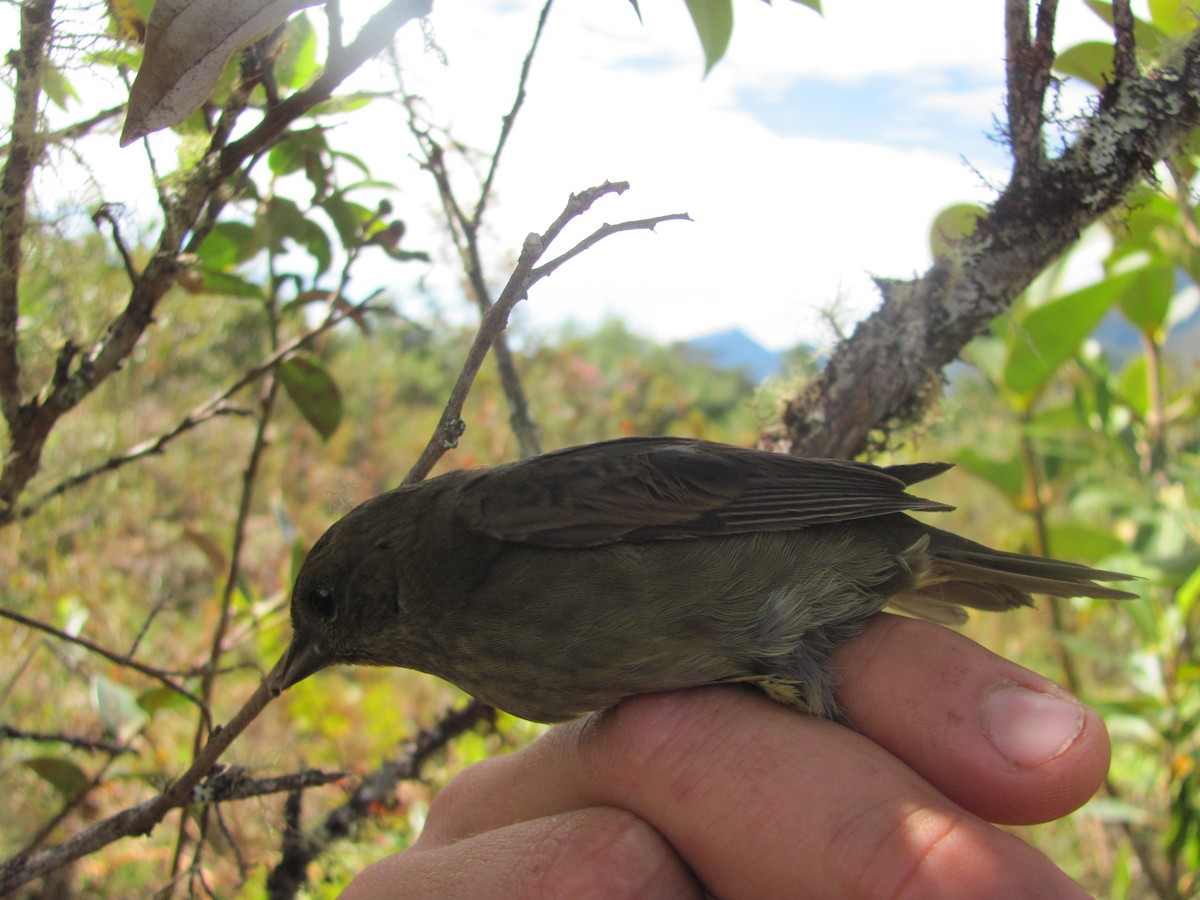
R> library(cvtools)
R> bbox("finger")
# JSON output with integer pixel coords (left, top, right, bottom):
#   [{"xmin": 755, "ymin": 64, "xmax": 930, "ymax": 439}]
[
  {"xmin": 833, "ymin": 614, "xmax": 1111, "ymax": 825},
  {"xmin": 420, "ymin": 687, "xmax": 1089, "ymax": 899},
  {"xmin": 343, "ymin": 807, "xmax": 701, "ymax": 900}
]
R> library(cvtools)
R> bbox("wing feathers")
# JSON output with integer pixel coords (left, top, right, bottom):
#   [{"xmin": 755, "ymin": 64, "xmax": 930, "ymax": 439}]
[{"xmin": 458, "ymin": 437, "xmax": 954, "ymax": 547}]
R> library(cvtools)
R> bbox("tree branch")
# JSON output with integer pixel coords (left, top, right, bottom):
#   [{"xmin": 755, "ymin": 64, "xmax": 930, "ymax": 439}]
[
  {"xmin": 0, "ymin": 664, "xmax": 281, "ymax": 894},
  {"xmin": 767, "ymin": 26, "xmax": 1200, "ymax": 459},
  {"xmin": 403, "ymin": 181, "xmax": 679, "ymax": 483},
  {"xmin": 0, "ymin": 724, "xmax": 134, "ymax": 757},
  {"xmin": 265, "ymin": 699, "xmax": 495, "ymax": 900},
  {"xmin": 529, "ymin": 213, "xmax": 693, "ymax": 285},
  {"xmin": 0, "ymin": 0, "xmax": 430, "ymax": 526},
  {"xmin": 1004, "ymin": 0, "xmax": 1057, "ymax": 178},
  {"xmin": 0, "ymin": 0, "xmax": 56, "ymax": 427},
  {"xmin": 0, "ymin": 606, "xmax": 208, "ymax": 723}
]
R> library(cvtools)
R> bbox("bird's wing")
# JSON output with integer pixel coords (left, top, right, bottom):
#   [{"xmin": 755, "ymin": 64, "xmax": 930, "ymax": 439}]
[{"xmin": 455, "ymin": 436, "xmax": 954, "ymax": 548}]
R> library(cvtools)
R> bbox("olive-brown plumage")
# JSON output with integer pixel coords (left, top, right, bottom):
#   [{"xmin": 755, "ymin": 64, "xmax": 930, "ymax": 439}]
[{"xmin": 275, "ymin": 437, "xmax": 1134, "ymax": 721}]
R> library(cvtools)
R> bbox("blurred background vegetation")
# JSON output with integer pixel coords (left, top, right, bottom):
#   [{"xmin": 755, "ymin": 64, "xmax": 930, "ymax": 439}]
[{"xmin": 1, "ymin": 0, "xmax": 1199, "ymax": 897}]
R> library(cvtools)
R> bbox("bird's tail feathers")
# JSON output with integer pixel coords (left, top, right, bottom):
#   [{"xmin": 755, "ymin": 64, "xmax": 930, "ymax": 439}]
[{"xmin": 887, "ymin": 529, "xmax": 1136, "ymax": 624}]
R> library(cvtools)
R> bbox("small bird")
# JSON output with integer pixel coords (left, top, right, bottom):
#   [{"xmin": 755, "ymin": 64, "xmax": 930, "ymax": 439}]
[{"xmin": 274, "ymin": 437, "xmax": 1134, "ymax": 721}]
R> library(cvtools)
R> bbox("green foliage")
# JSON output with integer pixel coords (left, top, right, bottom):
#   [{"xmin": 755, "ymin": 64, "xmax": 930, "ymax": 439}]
[
  {"xmin": 928, "ymin": 169, "xmax": 1200, "ymax": 896},
  {"xmin": 684, "ymin": 0, "xmax": 734, "ymax": 75},
  {"xmin": 680, "ymin": 0, "xmax": 821, "ymax": 73},
  {"xmin": 279, "ymin": 352, "xmax": 344, "ymax": 441}
]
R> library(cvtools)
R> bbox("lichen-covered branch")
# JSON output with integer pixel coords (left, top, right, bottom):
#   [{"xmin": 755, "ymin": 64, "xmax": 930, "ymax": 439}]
[
  {"xmin": 766, "ymin": 17, "xmax": 1200, "ymax": 459},
  {"xmin": 0, "ymin": 0, "xmax": 56, "ymax": 426},
  {"xmin": 0, "ymin": 0, "xmax": 432, "ymax": 526}
]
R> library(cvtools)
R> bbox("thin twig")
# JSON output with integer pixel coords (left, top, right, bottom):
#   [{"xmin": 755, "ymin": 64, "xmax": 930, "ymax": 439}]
[
  {"xmin": 265, "ymin": 699, "xmax": 494, "ymax": 899},
  {"xmin": 475, "ymin": 0, "xmax": 554, "ymax": 226},
  {"xmin": 403, "ymin": 181, "xmax": 685, "ymax": 482},
  {"xmin": 92, "ymin": 204, "xmax": 140, "ymax": 283},
  {"xmin": 1004, "ymin": 0, "xmax": 1058, "ymax": 177},
  {"xmin": 1112, "ymin": 0, "xmax": 1137, "ymax": 82},
  {"xmin": 0, "ymin": 0, "xmax": 56, "ymax": 427},
  {"xmin": 0, "ymin": 724, "xmax": 134, "ymax": 756},
  {"xmin": 529, "ymin": 213, "xmax": 693, "ymax": 285},
  {"xmin": 0, "ymin": 606, "xmax": 208, "ymax": 723},
  {"xmin": 0, "ymin": 661, "xmax": 281, "ymax": 894},
  {"xmin": 403, "ymin": 230, "xmax": 544, "ymax": 483},
  {"xmin": 402, "ymin": 89, "xmax": 544, "ymax": 457},
  {"xmin": 17, "ymin": 300, "xmax": 378, "ymax": 520},
  {"xmin": 400, "ymin": 0, "xmax": 559, "ymax": 460}
]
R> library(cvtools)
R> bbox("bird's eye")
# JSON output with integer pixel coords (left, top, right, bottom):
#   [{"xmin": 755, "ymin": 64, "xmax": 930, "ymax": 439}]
[{"xmin": 307, "ymin": 586, "xmax": 337, "ymax": 620}]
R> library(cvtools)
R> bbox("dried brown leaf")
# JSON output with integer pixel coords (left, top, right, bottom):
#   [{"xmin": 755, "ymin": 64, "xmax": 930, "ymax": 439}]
[{"xmin": 120, "ymin": 0, "xmax": 320, "ymax": 145}]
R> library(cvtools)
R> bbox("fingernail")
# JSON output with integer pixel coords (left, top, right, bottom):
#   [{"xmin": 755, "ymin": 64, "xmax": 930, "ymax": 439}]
[{"xmin": 982, "ymin": 685, "xmax": 1085, "ymax": 768}]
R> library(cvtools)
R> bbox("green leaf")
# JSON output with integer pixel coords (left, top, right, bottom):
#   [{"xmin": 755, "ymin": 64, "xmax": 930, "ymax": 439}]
[
  {"xmin": 684, "ymin": 0, "xmax": 734, "ymax": 75},
  {"xmin": 137, "ymin": 686, "xmax": 193, "ymax": 715},
  {"xmin": 319, "ymin": 194, "xmax": 373, "ymax": 249},
  {"xmin": 189, "ymin": 268, "xmax": 265, "ymax": 299},
  {"xmin": 1118, "ymin": 354, "xmax": 1151, "ymax": 418},
  {"xmin": 280, "ymin": 351, "xmax": 342, "ymax": 440},
  {"xmin": 42, "ymin": 64, "xmax": 80, "ymax": 111},
  {"xmin": 1054, "ymin": 41, "xmax": 1114, "ymax": 89},
  {"xmin": 91, "ymin": 675, "xmax": 148, "ymax": 741},
  {"xmin": 197, "ymin": 221, "xmax": 261, "ymax": 269},
  {"xmin": 930, "ymin": 203, "xmax": 985, "ymax": 258},
  {"xmin": 1148, "ymin": 0, "xmax": 1200, "ymax": 34},
  {"xmin": 1046, "ymin": 522, "xmax": 1126, "ymax": 563},
  {"xmin": 276, "ymin": 12, "xmax": 319, "ymax": 90},
  {"xmin": 260, "ymin": 197, "xmax": 309, "ymax": 250},
  {"xmin": 791, "ymin": 0, "xmax": 822, "ymax": 11},
  {"xmin": 23, "ymin": 757, "xmax": 90, "ymax": 800},
  {"xmin": 1003, "ymin": 270, "xmax": 1135, "ymax": 396},
  {"xmin": 1113, "ymin": 256, "xmax": 1174, "ymax": 335},
  {"xmin": 1177, "ymin": 561, "xmax": 1200, "ymax": 619},
  {"xmin": 298, "ymin": 218, "xmax": 333, "ymax": 276},
  {"xmin": 952, "ymin": 448, "xmax": 1025, "ymax": 501}
]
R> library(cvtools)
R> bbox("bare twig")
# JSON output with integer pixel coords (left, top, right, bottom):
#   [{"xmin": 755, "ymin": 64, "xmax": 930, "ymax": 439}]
[
  {"xmin": 1112, "ymin": 0, "xmax": 1137, "ymax": 82},
  {"xmin": 400, "ymin": 2, "xmax": 556, "ymax": 459},
  {"xmin": 529, "ymin": 213, "xmax": 693, "ymax": 285},
  {"xmin": 265, "ymin": 699, "xmax": 495, "ymax": 900},
  {"xmin": 193, "ymin": 765, "xmax": 349, "ymax": 806},
  {"xmin": 0, "ymin": 104, "xmax": 124, "ymax": 158},
  {"xmin": 769, "ymin": 24, "xmax": 1200, "ymax": 459},
  {"xmin": 0, "ymin": 0, "xmax": 56, "ymax": 427},
  {"xmin": 403, "ymin": 230, "xmax": 544, "ymax": 483},
  {"xmin": 403, "ymin": 181, "xmax": 679, "ymax": 483},
  {"xmin": 17, "ymin": 299, "xmax": 378, "ymax": 520},
  {"xmin": 475, "ymin": 0, "xmax": 555, "ymax": 226},
  {"xmin": 0, "ymin": 724, "xmax": 134, "ymax": 756},
  {"xmin": 1004, "ymin": 0, "xmax": 1058, "ymax": 178},
  {"xmin": 0, "ymin": 0, "xmax": 430, "ymax": 526},
  {"xmin": 0, "ymin": 663, "xmax": 280, "ymax": 894},
  {"xmin": 92, "ymin": 204, "xmax": 140, "ymax": 283},
  {"xmin": 0, "ymin": 606, "xmax": 207, "ymax": 723}
]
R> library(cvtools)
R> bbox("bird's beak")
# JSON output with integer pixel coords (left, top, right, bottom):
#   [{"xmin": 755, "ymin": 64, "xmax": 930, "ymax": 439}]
[{"xmin": 271, "ymin": 632, "xmax": 329, "ymax": 695}]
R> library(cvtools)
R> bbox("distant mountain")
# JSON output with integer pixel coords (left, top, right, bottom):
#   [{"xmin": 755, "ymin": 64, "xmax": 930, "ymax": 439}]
[{"xmin": 677, "ymin": 328, "xmax": 784, "ymax": 382}]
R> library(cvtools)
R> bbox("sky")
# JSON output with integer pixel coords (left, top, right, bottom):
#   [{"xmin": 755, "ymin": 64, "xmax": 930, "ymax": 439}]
[
  {"xmin": 362, "ymin": 0, "xmax": 1125, "ymax": 350},
  {"xmin": 26, "ymin": 0, "xmax": 1138, "ymax": 351}
]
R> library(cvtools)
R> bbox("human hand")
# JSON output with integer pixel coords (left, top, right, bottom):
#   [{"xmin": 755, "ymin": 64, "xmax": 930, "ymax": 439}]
[{"xmin": 342, "ymin": 614, "xmax": 1109, "ymax": 898}]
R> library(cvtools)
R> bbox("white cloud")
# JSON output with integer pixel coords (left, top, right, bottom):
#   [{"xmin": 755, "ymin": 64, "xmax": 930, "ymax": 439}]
[
  {"xmin": 30, "ymin": 0, "xmax": 1131, "ymax": 350},
  {"xmin": 377, "ymin": 0, "xmax": 1103, "ymax": 348}
]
